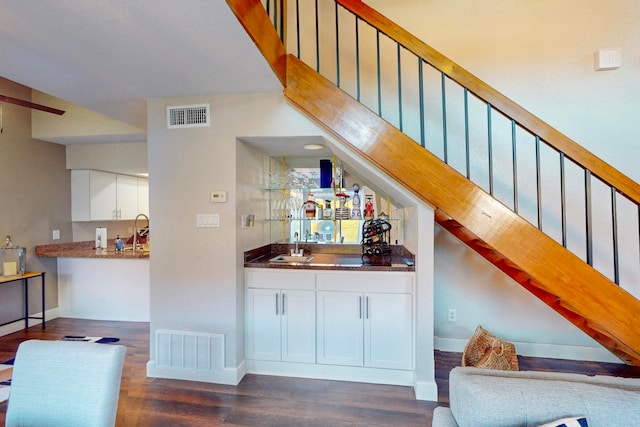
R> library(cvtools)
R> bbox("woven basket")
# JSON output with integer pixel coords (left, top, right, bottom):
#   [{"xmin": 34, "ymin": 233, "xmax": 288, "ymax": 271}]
[{"xmin": 462, "ymin": 325, "xmax": 519, "ymax": 371}]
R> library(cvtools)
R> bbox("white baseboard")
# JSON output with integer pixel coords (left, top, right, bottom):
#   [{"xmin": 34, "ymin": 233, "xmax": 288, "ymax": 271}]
[
  {"xmin": 245, "ymin": 359, "xmax": 415, "ymax": 386},
  {"xmin": 435, "ymin": 336, "xmax": 621, "ymax": 364},
  {"xmin": 0, "ymin": 308, "xmax": 60, "ymax": 337},
  {"xmin": 146, "ymin": 360, "xmax": 245, "ymax": 386}
]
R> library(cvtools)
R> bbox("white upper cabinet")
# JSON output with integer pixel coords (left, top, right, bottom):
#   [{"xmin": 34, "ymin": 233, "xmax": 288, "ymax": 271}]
[{"xmin": 72, "ymin": 170, "xmax": 149, "ymax": 221}]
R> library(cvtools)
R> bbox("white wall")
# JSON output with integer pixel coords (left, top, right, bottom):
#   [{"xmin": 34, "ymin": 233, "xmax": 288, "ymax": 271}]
[
  {"xmin": 65, "ymin": 142, "xmax": 148, "ymax": 176},
  {"xmin": 364, "ymin": 0, "xmax": 639, "ymax": 363},
  {"xmin": 146, "ymin": 91, "xmax": 436, "ymax": 391}
]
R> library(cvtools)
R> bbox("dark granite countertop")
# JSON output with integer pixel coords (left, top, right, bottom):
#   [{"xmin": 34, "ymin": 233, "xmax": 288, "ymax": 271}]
[{"xmin": 244, "ymin": 243, "xmax": 415, "ymax": 272}]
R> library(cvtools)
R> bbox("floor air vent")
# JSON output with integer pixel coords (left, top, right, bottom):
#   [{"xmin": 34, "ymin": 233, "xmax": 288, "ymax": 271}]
[
  {"xmin": 167, "ymin": 103, "xmax": 210, "ymax": 129},
  {"xmin": 155, "ymin": 329, "xmax": 224, "ymax": 372}
]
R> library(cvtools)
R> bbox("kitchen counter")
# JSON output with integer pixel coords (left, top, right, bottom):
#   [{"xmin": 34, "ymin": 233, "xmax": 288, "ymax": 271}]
[
  {"xmin": 35, "ymin": 240, "xmax": 150, "ymax": 322},
  {"xmin": 35, "ymin": 240, "xmax": 149, "ymax": 259},
  {"xmin": 244, "ymin": 243, "xmax": 414, "ymax": 271}
]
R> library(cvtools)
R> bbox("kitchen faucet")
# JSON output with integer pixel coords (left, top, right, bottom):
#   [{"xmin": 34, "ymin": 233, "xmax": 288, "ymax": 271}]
[{"xmin": 133, "ymin": 213, "xmax": 149, "ymax": 252}]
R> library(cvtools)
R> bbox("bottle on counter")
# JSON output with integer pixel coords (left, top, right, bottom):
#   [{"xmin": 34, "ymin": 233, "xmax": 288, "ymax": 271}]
[{"xmin": 115, "ymin": 235, "xmax": 124, "ymax": 251}]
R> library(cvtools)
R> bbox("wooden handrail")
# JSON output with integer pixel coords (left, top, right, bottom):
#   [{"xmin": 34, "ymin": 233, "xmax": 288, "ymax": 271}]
[{"xmin": 337, "ymin": 0, "xmax": 640, "ymax": 204}]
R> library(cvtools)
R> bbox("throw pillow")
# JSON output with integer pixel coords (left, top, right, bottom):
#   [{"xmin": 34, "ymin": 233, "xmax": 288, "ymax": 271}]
[{"xmin": 538, "ymin": 417, "xmax": 588, "ymax": 427}]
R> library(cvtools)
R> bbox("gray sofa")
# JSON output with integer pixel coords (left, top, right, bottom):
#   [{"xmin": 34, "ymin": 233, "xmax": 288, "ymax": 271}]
[{"xmin": 432, "ymin": 366, "xmax": 640, "ymax": 427}]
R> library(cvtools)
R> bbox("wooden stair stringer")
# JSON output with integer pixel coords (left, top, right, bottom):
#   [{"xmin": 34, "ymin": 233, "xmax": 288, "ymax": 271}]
[
  {"xmin": 283, "ymin": 53, "xmax": 640, "ymax": 365},
  {"xmin": 433, "ymin": 208, "xmax": 635, "ymax": 363}
]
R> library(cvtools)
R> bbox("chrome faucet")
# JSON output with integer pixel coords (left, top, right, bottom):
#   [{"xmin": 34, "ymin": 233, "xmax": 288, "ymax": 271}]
[
  {"xmin": 133, "ymin": 213, "xmax": 149, "ymax": 252},
  {"xmin": 294, "ymin": 231, "xmax": 299, "ymax": 254}
]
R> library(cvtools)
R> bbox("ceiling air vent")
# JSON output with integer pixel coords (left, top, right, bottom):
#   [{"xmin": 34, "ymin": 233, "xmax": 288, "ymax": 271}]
[{"xmin": 167, "ymin": 103, "xmax": 210, "ymax": 129}]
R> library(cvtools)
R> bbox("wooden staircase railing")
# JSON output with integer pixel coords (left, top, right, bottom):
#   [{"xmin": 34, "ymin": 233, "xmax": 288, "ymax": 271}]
[{"xmin": 228, "ymin": 0, "xmax": 640, "ymax": 365}]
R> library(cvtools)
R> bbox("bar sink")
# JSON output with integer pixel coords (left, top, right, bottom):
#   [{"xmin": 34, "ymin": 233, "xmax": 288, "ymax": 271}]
[{"xmin": 269, "ymin": 254, "xmax": 314, "ymax": 263}]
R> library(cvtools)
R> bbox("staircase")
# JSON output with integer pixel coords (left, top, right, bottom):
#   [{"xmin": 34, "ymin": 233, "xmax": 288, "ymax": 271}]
[{"xmin": 229, "ymin": 0, "xmax": 640, "ymax": 365}]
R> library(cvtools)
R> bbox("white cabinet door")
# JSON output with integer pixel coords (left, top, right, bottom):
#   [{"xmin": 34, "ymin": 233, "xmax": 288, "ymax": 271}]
[
  {"xmin": 281, "ymin": 289, "xmax": 316, "ymax": 363},
  {"xmin": 137, "ymin": 177, "xmax": 149, "ymax": 216},
  {"xmin": 247, "ymin": 288, "xmax": 316, "ymax": 363},
  {"xmin": 116, "ymin": 174, "xmax": 139, "ymax": 220},
  {"xmin": 364, "ymin": 292, "xmax": 413, "ymax": 370},
  {"xmin": 90, "ymin": 171, "xmax": 118, "ymax": 220},
  {"xmin": 246, "ymin": 288, "xmax": 281, "ymax": 361},
  {"xmin": 72, "ymin": 170, "xmax": 117, "ymax": 221},
  {"xmin": 316, "ymin": 291, "xmax": 364, "ymax": 366}
]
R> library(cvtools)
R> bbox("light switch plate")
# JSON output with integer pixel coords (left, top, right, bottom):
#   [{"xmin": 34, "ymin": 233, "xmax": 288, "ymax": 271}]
[
  {"xmin": 52, "ymin": 229, "xmax": 60, "ymax": 240},
  {"xmin": 197, "ymin": 214, "xmax": 220, "ymax": 228},
  {"xmin": 210, "ymin": 190, "xmax": 227, "ymax": 203}
]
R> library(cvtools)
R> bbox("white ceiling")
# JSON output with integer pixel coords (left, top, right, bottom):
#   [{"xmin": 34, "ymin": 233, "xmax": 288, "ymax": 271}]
[
  {"xmin": 0, "ymin": 0, "xmax": 282, "ymax": 132},
  {"xmin": 0, "ymin": 1, "xmax": 408, "ymax": 202}
]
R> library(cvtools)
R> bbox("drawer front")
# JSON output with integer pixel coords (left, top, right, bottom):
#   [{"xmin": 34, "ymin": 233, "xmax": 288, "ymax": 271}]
[
  {"xmin": 316, "ymin": 271, "xmax": 413, "ymax": 293},
  {"xmin": 245, "ymin": 268, "xmax": 316, "ymax": 290}
]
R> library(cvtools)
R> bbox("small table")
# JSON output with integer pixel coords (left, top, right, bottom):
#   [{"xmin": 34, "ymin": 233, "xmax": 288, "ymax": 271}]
[{"xmin": 0, "ymin": 271, "xmax": 46, "ymax": 330}]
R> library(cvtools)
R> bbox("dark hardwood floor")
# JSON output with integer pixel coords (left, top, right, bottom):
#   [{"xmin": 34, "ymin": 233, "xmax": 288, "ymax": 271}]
[{"xmin": 1, "ymin": 318, "xmax": 640, "ymax": 426}]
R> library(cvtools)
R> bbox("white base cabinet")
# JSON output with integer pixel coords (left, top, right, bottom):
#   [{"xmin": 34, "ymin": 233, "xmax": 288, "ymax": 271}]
[{"xmin": 245, "ymin": 268, "xmax": 415, "ymax": 385}]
